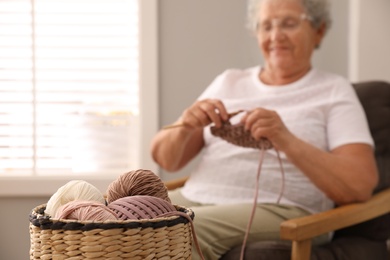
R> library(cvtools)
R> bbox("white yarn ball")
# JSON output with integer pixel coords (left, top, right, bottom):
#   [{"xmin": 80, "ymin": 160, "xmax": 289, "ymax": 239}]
[{"xmin": 45, "ymin": 180, "xmax": 106, "ymax": 217}]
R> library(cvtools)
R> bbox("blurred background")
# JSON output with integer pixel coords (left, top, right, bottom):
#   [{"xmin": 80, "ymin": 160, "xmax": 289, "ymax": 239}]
[{"xmin": 0, "ymin": 0, "xmax": 389, "ymax": 259}]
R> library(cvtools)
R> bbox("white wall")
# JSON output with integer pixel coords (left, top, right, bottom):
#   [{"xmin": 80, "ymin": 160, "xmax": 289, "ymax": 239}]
[
  {"xmin": 312, "ymin": 0, "xmax": 349, "ymax": 76},
  {"xmin": 158, "ymin": 0, "xmax": 261, "ymax": 180},
  {"xmin": 354, "ymin": 0, "xmax": 390, "ymax": 82}
]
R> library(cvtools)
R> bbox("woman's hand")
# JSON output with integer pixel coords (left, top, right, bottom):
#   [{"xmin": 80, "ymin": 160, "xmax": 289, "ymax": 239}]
[
  {"xmin": 241, "ymin": 107, "xmax": 378, "ymax": 204},
  {"xmin": 150, "ymin": 99, "xmax": 228, "ymax": 172},
  {"xmin": 240, "ymin": 107, "xmax": 294, "ymax": 151},
  {"xmin": 179, "ymin": 99, "xmax": 229, "ymax": 129}
]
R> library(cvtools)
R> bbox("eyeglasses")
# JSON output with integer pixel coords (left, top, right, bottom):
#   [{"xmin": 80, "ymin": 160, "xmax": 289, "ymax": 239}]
[{"xmin": 257, "ymin": 13, "xmax": 313, "ymax": 36}]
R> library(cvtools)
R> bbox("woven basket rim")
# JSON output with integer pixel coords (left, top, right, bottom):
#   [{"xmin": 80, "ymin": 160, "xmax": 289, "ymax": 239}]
[{"xmin": 29, "ymin": 203, "xmax": 194, "ymax": 231}]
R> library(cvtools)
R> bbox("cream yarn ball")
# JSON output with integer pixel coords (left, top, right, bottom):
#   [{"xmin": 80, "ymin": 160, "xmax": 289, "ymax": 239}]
[{"xmin": 45, "ymin": 180, "xmax": 106, "ymax": 217}]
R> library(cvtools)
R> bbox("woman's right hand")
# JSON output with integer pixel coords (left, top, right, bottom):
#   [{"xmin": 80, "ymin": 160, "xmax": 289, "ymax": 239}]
[
  {"xmin": 150, "ymin": 99, "xmax": 228, "ymax": 171},
  {"xmin": 179, "ymin": 99, "xmax": 229, "ymax": 129}
]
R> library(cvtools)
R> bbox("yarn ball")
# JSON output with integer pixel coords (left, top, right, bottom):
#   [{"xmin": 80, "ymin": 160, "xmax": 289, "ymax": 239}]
[
  {"xmin": 107, "ymin": 195, "xmax": 176, "ymax": 220},
  {"xmin": 45, "ymin": 180, "xmax": 106, "ymax": 217},
  {"xmin": 54, "ymin": 200, "xmax": 118, "ymax": 221},
  {"xmin": 105, "ymin": 169, "xmax": 171, "ymax": 204}
]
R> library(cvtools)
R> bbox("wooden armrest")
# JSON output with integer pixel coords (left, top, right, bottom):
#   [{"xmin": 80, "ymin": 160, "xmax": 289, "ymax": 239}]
[
  {"xmin": 280, "ymin": 188, "xmax": 390, "ymax": 241},
  {"xmin": 164, "ymin": 176, "xmax": 189, "ymax": 190}
]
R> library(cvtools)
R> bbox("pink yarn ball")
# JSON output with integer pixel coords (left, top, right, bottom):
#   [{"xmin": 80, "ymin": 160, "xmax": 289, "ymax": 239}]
[
  {"xmin": 107, "ymin": 195, "xmax": 176, "ymax": 220},
  {"xmin": 55, "ymin": 200, "xmax": 118, "ymax": 221}
]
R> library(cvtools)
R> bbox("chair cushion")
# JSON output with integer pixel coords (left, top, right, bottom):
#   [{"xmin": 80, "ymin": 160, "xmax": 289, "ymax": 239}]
[
  {"xmin": 333, "ymin": 81, "xmax": 390, "ymax": 242},
  {"xmin": 221, "ymin": 237, "xmax": 388, "ymax": 260},
  {"xmin": 220, "ymin": 241, "xmax": 291, "ymax": 260},
  {"xmin": 353, "ymin": 81, "xmax": 390, "ymax": 193},
  {"xmin": 312, "ymin": 237, "xmax": 388, "ymax": 260}
]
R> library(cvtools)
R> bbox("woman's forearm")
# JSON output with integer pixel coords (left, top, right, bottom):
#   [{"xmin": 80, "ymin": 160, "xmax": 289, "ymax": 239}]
[
  {"xmin": 282, "ymin": 137, "xmax": 378, "ymax": 205},
  {"xmin": 150, "ymin": 126, "xmax": 204, "ymax": 172}
]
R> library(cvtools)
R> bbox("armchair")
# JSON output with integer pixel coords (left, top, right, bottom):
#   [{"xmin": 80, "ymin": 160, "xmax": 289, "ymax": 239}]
[{"xmin": 164, "ymin": 81, "xmax": 390, "ymax": 260}]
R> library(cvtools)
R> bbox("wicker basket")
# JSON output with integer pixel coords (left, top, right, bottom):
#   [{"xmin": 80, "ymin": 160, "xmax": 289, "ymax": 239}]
[{"xmin": 29, "ymin": 203, "xmax": 195, "ymax": 260}]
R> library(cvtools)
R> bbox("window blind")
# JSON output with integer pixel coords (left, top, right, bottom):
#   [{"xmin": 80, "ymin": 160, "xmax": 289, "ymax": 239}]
[{"xmin": 0, "ymin": 0, "xmax": 140, "ymax": 176}]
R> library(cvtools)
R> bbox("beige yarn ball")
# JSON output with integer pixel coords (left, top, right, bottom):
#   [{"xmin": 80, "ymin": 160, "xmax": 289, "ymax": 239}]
[
  {"xmin": 105, "ymin": 169, "xmax": 171, "ymax": 204},
  {"xmin": 45, "ymin": 180, "xmax": 106, "ymax": 217}
]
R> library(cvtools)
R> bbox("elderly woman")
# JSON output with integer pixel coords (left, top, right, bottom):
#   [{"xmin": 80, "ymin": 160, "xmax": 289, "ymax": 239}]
[{"xmin": 150, "ymin": 0, "xmax": 378, "ymax": 259}]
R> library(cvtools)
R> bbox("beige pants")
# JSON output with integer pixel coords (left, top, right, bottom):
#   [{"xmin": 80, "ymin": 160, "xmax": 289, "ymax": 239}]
[{"xmin": 169, "ymin": 189, "xmax": 329, "ymax": 260}]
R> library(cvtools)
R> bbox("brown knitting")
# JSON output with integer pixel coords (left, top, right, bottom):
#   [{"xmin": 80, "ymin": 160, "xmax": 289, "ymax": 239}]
[{"xmin": 210, "ymin": 120, "xmax": 273, "ymax": 150}]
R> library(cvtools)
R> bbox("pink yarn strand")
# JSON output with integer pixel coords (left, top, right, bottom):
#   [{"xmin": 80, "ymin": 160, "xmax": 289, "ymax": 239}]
[
  {"xmin": 275, "ymin": 148, "xmax": 285, "ymax": 204},
  {"xmin": 240, "ymin": 148, "xmax": 265, "ymax": 260},
  {"xmin": 239, "ymin": 147, "xmax": 285, "ymax": 260}
]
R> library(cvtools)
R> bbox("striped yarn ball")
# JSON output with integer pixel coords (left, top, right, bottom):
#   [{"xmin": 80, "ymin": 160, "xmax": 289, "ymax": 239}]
[{"xmin": 107, "ymin": 195, "xmax": 176, "ymax": 220}]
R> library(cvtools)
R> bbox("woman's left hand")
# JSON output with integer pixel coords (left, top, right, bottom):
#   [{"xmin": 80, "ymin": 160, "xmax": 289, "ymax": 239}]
[
  {"xmin": 240, "ymin": 107, "xmax": 295, "ymax": 151},
  {"xmin": 241, "ymin": 107, "xmax": 378, "ymax": 204}
]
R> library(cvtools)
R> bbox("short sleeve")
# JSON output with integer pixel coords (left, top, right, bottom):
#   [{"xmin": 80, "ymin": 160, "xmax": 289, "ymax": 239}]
[{"xmin": 326, "ymin": 78, "xmax": 374, "ymax": 150}]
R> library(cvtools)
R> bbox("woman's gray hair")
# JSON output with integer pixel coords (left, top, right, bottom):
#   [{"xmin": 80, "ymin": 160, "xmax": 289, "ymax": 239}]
[{"xmin": 247, "ymin": 0, "xmax": 332, "ymax": 32}]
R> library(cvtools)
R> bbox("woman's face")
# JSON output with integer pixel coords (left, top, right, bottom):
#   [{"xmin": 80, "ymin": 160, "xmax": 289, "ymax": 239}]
[{"xmin": 256, "ymin": 0, "xmax": 325, "ymax": 74}]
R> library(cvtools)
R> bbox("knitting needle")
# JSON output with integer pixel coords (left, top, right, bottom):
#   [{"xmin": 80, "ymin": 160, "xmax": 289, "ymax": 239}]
[{"xmin": 162, "ymin": 110, "xmax": 246, "ymax": 129}]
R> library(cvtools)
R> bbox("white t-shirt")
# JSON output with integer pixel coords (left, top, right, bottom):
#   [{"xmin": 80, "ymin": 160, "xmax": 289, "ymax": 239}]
[{"xmin": 181, "ymin": 66, "xmax": 374, "ymax": 213}]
